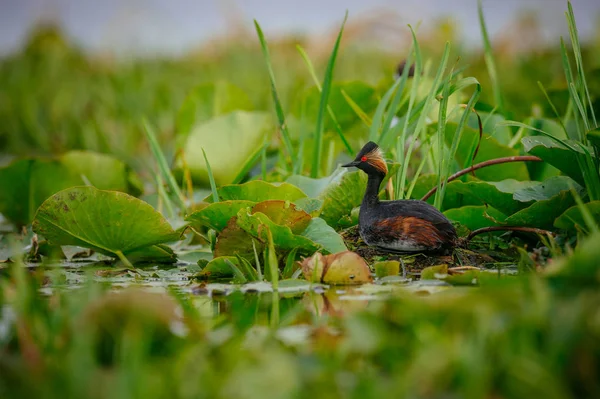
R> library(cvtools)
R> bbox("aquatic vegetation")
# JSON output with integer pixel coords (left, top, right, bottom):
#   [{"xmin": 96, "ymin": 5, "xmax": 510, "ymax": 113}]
[{"xmin": 0, "ymin": 1, "xmax": 599, "ymax": 397}]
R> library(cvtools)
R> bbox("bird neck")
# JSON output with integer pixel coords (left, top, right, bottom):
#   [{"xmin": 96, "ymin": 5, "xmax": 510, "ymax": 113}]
[{"xmin": 362, "ymin": 172, "xmax": 385, "ymax": 208}]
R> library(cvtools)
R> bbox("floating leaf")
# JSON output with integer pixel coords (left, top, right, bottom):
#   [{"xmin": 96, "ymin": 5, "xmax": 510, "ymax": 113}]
[
  {"xmin": 522, "ymin": 136, "xmax": 590, "ymax": 185},
  {"xmin": 236, "ymin": 209, "xmax": 318, "ymax": 253},
  {"xmin": 205, "ymin": 180, "xmax": 307, "ymax": 203},
  {"xmin": 299, "ymin": 218, "xmax": 347, "ymax": 254},
  {"xmin": 186, "ymin": 200, "xmax": 255, "ymax": 232},
  {"xmin": 214, "ymin": 218, "xmax": 264, "ymax": 260},
  {"xmin": 301, "ymin": 252, "xmax": 327, "ymax": 283},
  {"xmin": 554, "ymin": 201, "xmax": 600, "ymax": 232},
  {"xmin": 512, "ymin": 176, "xmax": 582, "ymax": 202},
  {"xmin": 445, "ymin": 123, "xmax": 530, "ymax": 181},
  {"xmin": 448, "ymin": 179, "xmax": 537, "ymax": 215},
  {"xmin": 319, "ymin": 171, "xmax": 368, "ymax": 227},
  {"xmin": 444, "ymin": 206, "xmax": 507, "ymax": 231},
  {"xmin": 32, "ymin": 186, "xmax": 179, "ymax": 258},
  {"xmin": 195, "ymin": 256, "xmax": 241, "ymax": 280},
  {"xmin": 505, "ymin": 190, "xmax": 579, "ymax": 230},
  {"xmin": 0, "ymin": 152, "xmax": 139, "ymax": 226},
  {"xmin": 374, "ymin": 261, "xmax": 400, "ymax": 278},
  {"xmin": 322, "ymin": 251, "xmax": 372, "ymax": 285},
  {"xmin": 301, "ymin": 251, "xmax": 372, "ymax": 285},
  {"xmin": 421, "ymin": 264, "xmax": 449, "ymax": 280},
  {"xmin": 251, "ymin": 200, "xmax": 311, "ymax": 234},
  {"xmin": 286, "ymin": 167, "xmax": 346, "ymax": 198},
  {"xmin": 125, "ymin": 244, "xmax": 177, "ymax": 264},
  {"xmin": 178, "ymin": 111, "xmax": 272, "ymax": 186}
]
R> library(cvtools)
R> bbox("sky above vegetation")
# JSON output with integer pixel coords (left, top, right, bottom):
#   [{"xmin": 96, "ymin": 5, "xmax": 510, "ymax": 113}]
[{"xmin": 0, "ymin": 0, "xmax": 599, "ymax": 55}]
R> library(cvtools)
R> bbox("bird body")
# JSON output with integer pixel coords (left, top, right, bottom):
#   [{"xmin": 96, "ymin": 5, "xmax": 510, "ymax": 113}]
[{"xmin": 343, "ymin": 142, "xmax": 456, "ymax": 253}]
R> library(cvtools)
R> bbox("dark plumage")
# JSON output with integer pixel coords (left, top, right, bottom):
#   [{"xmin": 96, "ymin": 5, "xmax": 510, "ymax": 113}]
[{"xmin": 342, "ymin": 141, "xmax": 457, "ymax": 252}]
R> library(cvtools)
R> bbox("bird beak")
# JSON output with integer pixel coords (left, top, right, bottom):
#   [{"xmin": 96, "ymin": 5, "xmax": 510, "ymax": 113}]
[{"xmin": 342, "ymin": 161, "xmax": 359, "ymax": 168}]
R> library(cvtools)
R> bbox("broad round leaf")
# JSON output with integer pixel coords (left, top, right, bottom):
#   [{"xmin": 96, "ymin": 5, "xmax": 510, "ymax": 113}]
[
  {"xmin": 322, "ymin": 251, "xmax": 372, "ymax": 285},
  {"xmin": 0, "ymin": 151, "xmax": 140, "ymax": 226},
  {"xmin": 205, "ymin": 180, "xmax": 307, "ymax": 203},
  {"xmin": 32, "ymin": 186, "xmax": 179, "ymax": 257},
  {"xmin": 177, "ymin": 111, "xmax": 272, "ymax": 186},
  {"xmin": 251, "ymin": 200, "xmax": 311, "ymax": 234},
  {"xmin": 186, "ymin": 200, "xmax": 255, "ymax": 232},
  {"xmin": 554, "ymin": 201, "xmax": 600, "ymax": 232},
  {"xmin": 319, "ymin": 171, "xmax": 368, "ymax": 227}
]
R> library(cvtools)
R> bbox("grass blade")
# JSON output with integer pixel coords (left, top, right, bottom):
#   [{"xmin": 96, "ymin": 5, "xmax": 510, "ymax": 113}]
[
  {"xmin": 297, "ymin": 45, "xmax": 354, "ymax": 155},
  {"xmin": 143, "ymin": 120, "xmax": 187, "ymax": 214},
  {"xmin": 477, "ymin": 0, "xmax": 504, "ymax": 115},
  {"xmin": 311, "ymin": 13, "xmax": 348, "ymax": 178},
  {"xmin": 201, "ymin": 148, "xmax": 219, "ymax": 203},
  {"xmin": 254, "ymin": 20, "xmax": 296, "ymax": 170}
]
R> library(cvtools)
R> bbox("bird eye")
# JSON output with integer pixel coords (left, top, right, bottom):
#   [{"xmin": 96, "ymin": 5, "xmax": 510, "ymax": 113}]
[{"xmin": 360, "ymin": 156, "xmax": 367, "ymax": 162}]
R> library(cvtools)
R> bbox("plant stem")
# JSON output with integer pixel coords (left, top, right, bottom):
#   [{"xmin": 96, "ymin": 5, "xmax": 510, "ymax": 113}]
[{"xmin": 421, "ymin": 156, "xmax": 542, "ymax": 201}]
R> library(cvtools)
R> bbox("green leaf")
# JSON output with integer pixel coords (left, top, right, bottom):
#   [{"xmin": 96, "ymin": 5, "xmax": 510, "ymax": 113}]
[
  {"xmin": 0, "ymin": 152, "xmax": 139, "ymax": 226},
  {"xmin": 125, "ymin": 244, "xmax": 177, "ymax": 264},
  {"xmin": 522, "ymin": 136, "xmax": 591, "ymax": 185},
  {"xmin": 32, "ymin": 186, "xmax": 180, "ymax": 258},
  {"xmin": 421, "ymin": 264, "xmax": 448, "ymax": 280},
  {"xmin": 175, "ymin": 82, "xmax": 253, "ymax": 136},
  {"xmin": 449, "ymin": 179, "xmax": 537, "ymax": 215},
  {"xmin": 319, "ymin": 170, "xmax": 368, "ymax": 227},
  {"xmin": 214, "ymin": 218, "xmax": 263, "ymax": 260},
  {"xmin": 195, "ymin": 256, "xmax": 240, "ymax": 280},
  {"xmin": 512, "ymin": 176, "xmax": 582, "ymax": 202},
  {"xmin": 251, "ymin": 200, "xmax": 311, "ymax": 234},
  {"xmin": 285, "ymin": 168, "xmax": 346, "ymax": 198},
  {"xmin": 205, "ymin": 180, "xmax": 307, "ymax": 203},
  {"xmin": 177, "ymin": 111, "xmax": 272, "ymax": 186},
  {"xmin": 374, "ymin": 261, "xmax": 400, "ymax": 278},
  {"xmin": 505, "ymin": 188, "xmax": 581, "ymax": 230},
  {"xmin": 444, "ymin": 206, "xmax": 507, "ymax": 231},
  {"xmin": 554, "ymin": 201, "xmax": 600, "ymax": 232},
  {"xmin": 299, "ymin": 217, "xmax": 347, "ymax": 254},
  {"xmin": 321, "ymin": 251, "xmax": 372, "ymax": 285},
  {"xmin": 444, "ymin": 123, "xmax": 530, "ymax": 181},
  {"xmin": 298, "ymin": 81, "xmax": 378, "ymax": 132},
  {"xmin": 236, "ymin": 209, "xmax": 318, "ymax": 253},
  {"xmin": 185, "ymin": 200, "xmax": 255, "ymax": 232}
]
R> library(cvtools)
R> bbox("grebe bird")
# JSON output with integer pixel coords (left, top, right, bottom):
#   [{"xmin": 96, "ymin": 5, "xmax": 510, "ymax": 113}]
[{"xmin": 342, "ymin": 141, "xmax": 457, "ymax": 253}]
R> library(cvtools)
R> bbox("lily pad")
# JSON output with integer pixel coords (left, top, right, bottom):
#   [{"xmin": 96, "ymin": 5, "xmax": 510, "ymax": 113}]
[
  {"xmin": 205, "ymin": 180, "xmax": 307, "ymax": 203},
  {"xmin": 251, "ymin": 200, "xmax": 311, "ymax": 234},
  {"xmin": 322, "ymin": 251, "xmax": 373, "ymax": 285},
  {"xmin": 444, "ymin": 206, "xmax": 507, "ymax": 231},
  {"xmin": 512, "ymin": 176, "xmax": 582, "ymax": 202},
  {"xmin": 319, "ymin": 171, "xmax": 368, "ymax": 227},
  {"xmin": 299, "ymin": 217, "xmax": 347, "ymax": 254},
  {"xmin": 554, "ymin": 201, "xmax": 600, "ymax": 232},
  {"xmin": 373, "ymin": 261, "xmax": 400, "ymax": 278},
  {"xmin": 195, "ymin": 256, "xmax": 241, "ymax": 280},
  {"xmin": 236, "ymin": 210, "xmax": 318, "ymax": 253},
  {"xmin": 504, "ymin": 190, "xmax": 579, "ymax": 230},
  {"xmin": 125, "ymin": 244, "xmax": 177, "ymax": 264},
  {"xmin": 0, "ymin": 151, "xmax": 139, "ymax": 226},
  {"xmin": 185, "ymin": 200, "xmax": 255, "ymax": 232},
  {"xmin": 285, "ymin": 168, "xmax": 346, "ymax": 198},
  {"xmin": 301, "ymin": 251, "xmax": 372, "ymax": 285},
  {"xmin": 214, "ymin": 218, "xmax": 264, "ymax": 260},
  {"xmin": 522, "ymin": 136, "xmax": 591, "ymax": 185},
  {"xmin": 421, "ymin": 264, "xmax": 448, "ymax": 280},
  {"xmin": 32, "ymin": 186, "xmax": 180, "ymax": 258},
  {"xmin": 445, "ymin": 123, "xmax": 530, "ymax": 181},
  {"xmin": 178, "ymin": 111, "xmax": 272, "ymax": 186}
]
